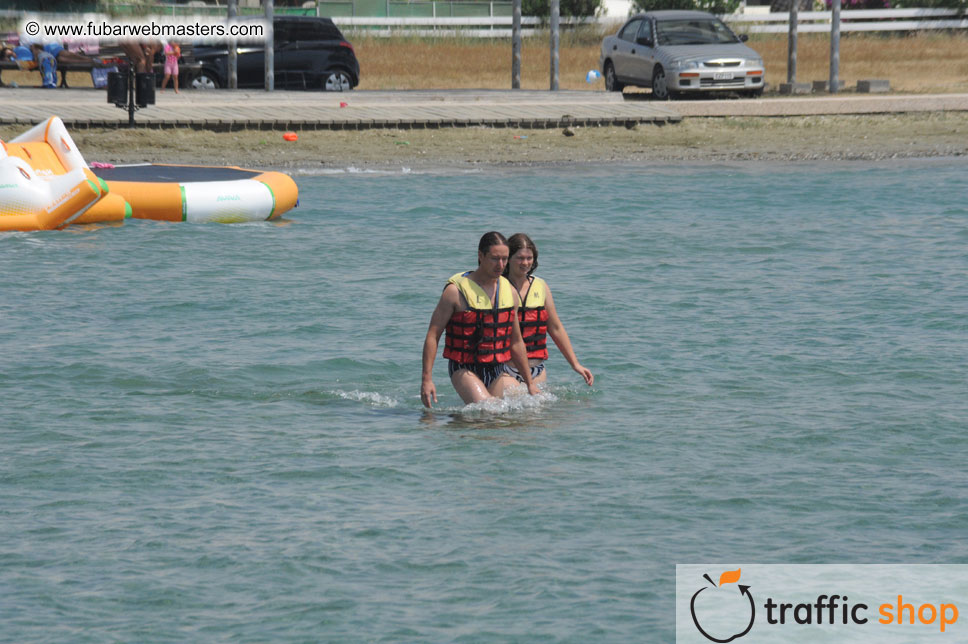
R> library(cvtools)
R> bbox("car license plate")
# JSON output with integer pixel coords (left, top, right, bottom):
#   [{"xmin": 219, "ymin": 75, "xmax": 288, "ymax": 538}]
[{"xmin": 713, "ymin": 72, "xmax": 733, "ymax": 80}]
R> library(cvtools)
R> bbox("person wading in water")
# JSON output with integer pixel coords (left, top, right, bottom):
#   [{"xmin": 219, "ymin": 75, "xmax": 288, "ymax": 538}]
[{"xmin": 421, "ymin": 231, "xmax": 539, "ymax": 408}]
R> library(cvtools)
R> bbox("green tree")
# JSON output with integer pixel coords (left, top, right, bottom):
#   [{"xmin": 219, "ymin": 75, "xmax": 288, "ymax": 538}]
[
  {"xmin": 632, "ymin": 0, "xmax": 742, "ymax": 14},
  {"xmin": 523, "ymin": 0, "xmax": 603, "ymax": 17}
]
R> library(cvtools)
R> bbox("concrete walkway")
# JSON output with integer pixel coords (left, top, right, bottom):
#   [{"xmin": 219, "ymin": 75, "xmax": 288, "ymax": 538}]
[
  {"xmin": 664, "ymin": 92, "xmax": 968, "ymax": 117},
  {"xmin": 1, "ymin": 87, "xmax": 966, "ymax": 130},
  {"xmin": 0, "ymin": 88, "xmax": 681, "ymax": 129}
]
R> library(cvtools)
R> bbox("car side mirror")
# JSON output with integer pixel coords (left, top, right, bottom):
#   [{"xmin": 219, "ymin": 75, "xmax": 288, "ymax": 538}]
[
  {"xmin": 739, "ymin": 34, "xmax": 749, "ymax": 42},
  {"xmin": 636, "ymin": 36, "xmax": 653, "ymax": 47}
]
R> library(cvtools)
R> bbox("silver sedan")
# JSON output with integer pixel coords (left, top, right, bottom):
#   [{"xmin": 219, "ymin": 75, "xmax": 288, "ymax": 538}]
[{"xmin": 599, "ymin": 10, "xmax": 765, "ymax": 99}]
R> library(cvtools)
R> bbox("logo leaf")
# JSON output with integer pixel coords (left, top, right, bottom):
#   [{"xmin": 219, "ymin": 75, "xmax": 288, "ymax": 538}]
[{"xmin": 718, "ymin": 568, "xmax": 741, "ymax": 586}]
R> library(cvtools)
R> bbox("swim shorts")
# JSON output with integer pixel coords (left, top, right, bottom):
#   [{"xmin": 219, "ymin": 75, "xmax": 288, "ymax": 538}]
[
  {"xmin": 448, "ymin": 360, "xmax": 499, "ymax": 387},
  {"xmin": 498, "ymin": 361, "xmax": 546, "ymax": 383}
]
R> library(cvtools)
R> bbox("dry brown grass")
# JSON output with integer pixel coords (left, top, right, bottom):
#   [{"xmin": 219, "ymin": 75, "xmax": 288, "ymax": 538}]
[
  {"xmin": 4, "ymin": 112, "xmax": 965, "ymax": 167},
  {"xmin": 751, "ymin": 32, "xmax": 968, "ymax": 93},
  {"xmin": 352, "ymin": 33, "xmax": 604, "ymax": 90},
  {"xmin": 353, "ymin": 30, "xmax": 968, "ymax": 93}
]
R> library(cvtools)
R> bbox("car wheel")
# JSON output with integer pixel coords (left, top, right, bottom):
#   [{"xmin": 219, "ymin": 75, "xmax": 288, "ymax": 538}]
[
  {"xmin": 604, "ymin": 61, "xmax": 624, "ymax": 92},
  {"xmin": 191, "ymin": 71, "xmax": 220, "ymax": 90},
  {"xmin": 651, "ymin": 66, "xmax": 671, "ymax": 100},
  {"xmin": 323, "ymin": 70, "xmax": 352, "ymax": 92}
]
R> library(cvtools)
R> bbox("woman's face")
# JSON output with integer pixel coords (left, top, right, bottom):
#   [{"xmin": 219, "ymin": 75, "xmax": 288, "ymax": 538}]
[{"xmin": 509, "ymin": 247, "xmax": 534, "ymax": 277}]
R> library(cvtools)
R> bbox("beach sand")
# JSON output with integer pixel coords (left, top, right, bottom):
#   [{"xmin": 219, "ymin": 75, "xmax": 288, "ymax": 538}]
[{"xmin": 2, "ymin": 112, "xmax": 966, "ymax": 169}]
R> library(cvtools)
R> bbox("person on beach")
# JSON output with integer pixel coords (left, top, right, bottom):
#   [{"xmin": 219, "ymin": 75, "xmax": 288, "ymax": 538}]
[
  {"xmin": 160, "ymin": 41, "xmax": 180, "ymax": 93},
  {"xmin": 43, "ymin": 42, "xmax": 98, "ymax": 66},
  {"xmin": 9, "ymin": 44, "xmax": 32, "ymax": 66},
  {"xmin": 9, "ymin": 40, "xmax": 95, "ymax": 66},
  {"xmin": 30, "ymin": 44, "xmax": 58, "ymax": 89},
  {"xmin": 421, "ymin": 231, "xmax": 540, "ymax": 408},
  {"xmin": 120, "ymin": 39, "xmax": 162, "ymax": 74},
  {"xmin": 6, "ymin": 38, "xmax": 112, "ymax": 90},
  {"xmin": 0, "ymin": 45, "xmax": 15, "ymax": 87},
  {"xmin": 501, "ymin": 233, "xmax": 593, "ymax": 387}
]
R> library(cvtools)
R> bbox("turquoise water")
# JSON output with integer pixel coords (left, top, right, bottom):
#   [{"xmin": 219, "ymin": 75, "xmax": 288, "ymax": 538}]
[{"xmin": 2, "ymin": 160, "xmax": 967, "ymax": 642}]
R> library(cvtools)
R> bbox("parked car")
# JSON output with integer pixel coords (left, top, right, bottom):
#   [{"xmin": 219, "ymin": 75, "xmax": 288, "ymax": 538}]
[
  {"xmin": 599, "ymin": 10, "xmax": 764, "ymax": 99},
  {"xmin": 191, "ymin": 16, "xmax": 359, "ymax": 91}
]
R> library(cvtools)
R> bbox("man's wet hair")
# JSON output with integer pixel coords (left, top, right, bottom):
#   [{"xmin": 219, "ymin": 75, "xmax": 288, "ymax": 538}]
[{"xmin": 477, "ymin": 231, "xmax": 509, "ymax": 264}]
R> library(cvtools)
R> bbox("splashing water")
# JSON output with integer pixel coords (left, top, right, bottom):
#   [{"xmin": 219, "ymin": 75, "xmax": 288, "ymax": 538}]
[{"xmin": 333, "ymin": 389, "xmax": 400, "ymax": 407}]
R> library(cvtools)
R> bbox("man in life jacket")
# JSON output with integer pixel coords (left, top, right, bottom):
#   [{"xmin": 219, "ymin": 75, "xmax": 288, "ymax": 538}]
[{"xmin": 421, "ymin": 231, "xmax": 540, "ymax": 408}]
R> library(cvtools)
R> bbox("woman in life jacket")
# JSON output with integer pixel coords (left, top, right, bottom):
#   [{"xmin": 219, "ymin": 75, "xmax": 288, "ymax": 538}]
[
  {"xmin": 421, "ymin": 231, "xmax": 540, "ymax": 408},
  {"xmin": 501, "ymin": 233, "xmax": 593, "ymax": 387}
]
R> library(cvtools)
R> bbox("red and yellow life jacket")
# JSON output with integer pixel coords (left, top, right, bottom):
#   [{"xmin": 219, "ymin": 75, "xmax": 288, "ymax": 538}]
[
  {"xmin": 518, "ymin": 276, "xmax": 549, "ymax": 360},
  {"xmin": 443, "ymin": 272, "xmax": 516, "ymax": 365}
]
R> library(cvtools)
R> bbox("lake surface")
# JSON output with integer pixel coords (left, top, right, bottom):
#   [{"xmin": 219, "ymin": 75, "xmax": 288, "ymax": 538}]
[{"xmin": 2, "ymin": 159, "xmax": 967, "ymax": 642}]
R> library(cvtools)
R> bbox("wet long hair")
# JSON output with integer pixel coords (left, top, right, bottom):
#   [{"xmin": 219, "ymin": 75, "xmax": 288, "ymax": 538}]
[
  {"xmin": 503, "ymin": 232, "xmax": 538, "ymax": 277},
  {"xmin": 477, "ymin": 231, "xmax": 508, "ymax": 265}
]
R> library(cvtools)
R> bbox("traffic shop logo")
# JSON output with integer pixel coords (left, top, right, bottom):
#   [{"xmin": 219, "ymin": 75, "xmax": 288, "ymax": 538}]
[{"xmin": 690, "ymin": 568, "xmax": 755, "ymax": 643}]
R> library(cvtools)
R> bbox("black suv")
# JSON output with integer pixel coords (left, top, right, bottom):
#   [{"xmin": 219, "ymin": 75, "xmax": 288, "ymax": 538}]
[{"xmin": 191, "ymin": 16, "xmax": 360, "ymax": 91}]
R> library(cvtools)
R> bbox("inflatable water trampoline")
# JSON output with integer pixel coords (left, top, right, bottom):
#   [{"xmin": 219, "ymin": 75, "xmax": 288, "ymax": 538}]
[
  {"xmin": 90, "ymin": 163, "xmax": 297, "ymax": 224},
  {"xmin": 1, "ymin": 116, "xmax": 298, "ymax": 232}
]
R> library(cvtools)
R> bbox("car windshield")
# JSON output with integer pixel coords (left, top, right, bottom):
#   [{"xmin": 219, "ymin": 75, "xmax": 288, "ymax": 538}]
[{"xmin": 655, "ymin": 19, "xmax": 739, "ymax": 46}]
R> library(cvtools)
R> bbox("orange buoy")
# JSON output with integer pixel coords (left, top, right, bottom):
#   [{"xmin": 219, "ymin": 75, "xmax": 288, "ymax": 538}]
[{"xmin": 283, "ymin": 132, "xmax": 298, "ymax": 142}]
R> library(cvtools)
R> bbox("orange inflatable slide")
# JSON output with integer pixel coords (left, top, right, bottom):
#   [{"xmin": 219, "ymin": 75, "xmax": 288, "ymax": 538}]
[{"xmin": 0, "ymin": 117, "xmax": 124, "ymax": 231}]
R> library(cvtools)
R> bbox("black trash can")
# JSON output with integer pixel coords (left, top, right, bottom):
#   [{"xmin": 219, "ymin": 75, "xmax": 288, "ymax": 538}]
[
  {"xmin": 106, "ymin": 71, "xmax": 128, "ymax": 106},
  {"xmin": 135, "ymin": 72, "xmax": 155, "ymax": 107}
]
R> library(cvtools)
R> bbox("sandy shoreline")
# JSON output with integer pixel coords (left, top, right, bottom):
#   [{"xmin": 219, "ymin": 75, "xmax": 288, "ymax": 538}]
[{"xmin": 2, "ymin": 112, "xmax": 966, "ymax": 169}]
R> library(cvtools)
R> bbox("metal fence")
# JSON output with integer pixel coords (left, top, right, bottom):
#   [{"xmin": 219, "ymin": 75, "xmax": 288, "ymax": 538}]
[
  {"xmin": 333, "ymin": 15, "xmax": 597, "ymax": 37},
  {"xmin": 726, "ymin": 8, "xmax": 968, "ymax": 33},
  {"xmin": 319, "ymin": 0, "xmax": 513, "ymax": 18},
  {"xmin": 2, "ymin": 5, "xmax": 965, "ymax": 37},
  {"xmin": 320, "ymin": 5, "xmax": 968, "ymax": 33},
  {"xmin": 326, "ymin": 7, "xmax": 968, "ymax": 35}
]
